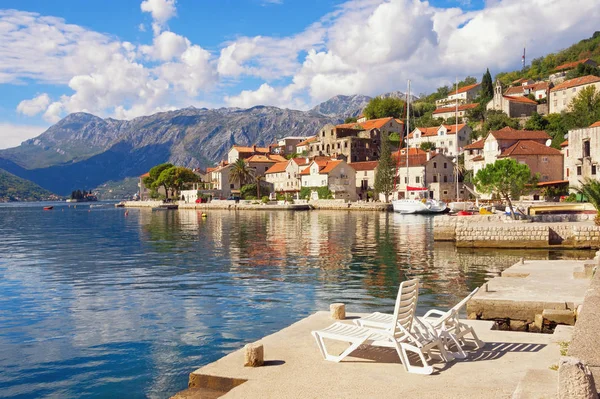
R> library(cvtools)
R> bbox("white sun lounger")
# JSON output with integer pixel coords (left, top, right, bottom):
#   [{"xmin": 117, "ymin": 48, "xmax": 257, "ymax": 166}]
[
  {"xmin": 356, "ymin": 287, "xmax": 484, "ymax": 359},
  {"xmin": 311, "ymin": 279, "xmax": 451, "ymax": 375}
]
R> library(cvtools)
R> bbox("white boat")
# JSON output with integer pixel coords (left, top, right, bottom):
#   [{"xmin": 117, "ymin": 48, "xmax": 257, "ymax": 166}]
[{"xmin": 393, "ymin": 197, "xmax": 447, "ymax": 214}]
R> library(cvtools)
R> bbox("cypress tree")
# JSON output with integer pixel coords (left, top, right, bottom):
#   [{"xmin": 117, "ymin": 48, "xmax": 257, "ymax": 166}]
[
  {"xmin": 481, "ymin": 68, "xmax": 493, "ymax": 99},
  {"xmin": 374, "ymin": 131, "xmax": 396, "ymax": 202}
]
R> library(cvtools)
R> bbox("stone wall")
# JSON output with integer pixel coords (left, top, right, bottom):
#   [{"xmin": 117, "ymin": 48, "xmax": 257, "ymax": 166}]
[{"xmin": 434, "ymin": 215, "xmax": 600, "ymax": 249}]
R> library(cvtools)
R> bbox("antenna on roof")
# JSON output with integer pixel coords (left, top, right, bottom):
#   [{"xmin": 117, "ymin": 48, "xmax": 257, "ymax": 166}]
[{"xmin": 522, "ymin": 42, "xmax": 526, "ymax": 71}]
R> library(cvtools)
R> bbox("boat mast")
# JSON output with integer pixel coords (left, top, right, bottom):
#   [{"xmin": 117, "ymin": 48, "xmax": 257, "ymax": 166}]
[
  {"xmin": 455, "ymin": 77, "xmax": 459, "ymax": 201},
  {"xmin": 406, "ymin": 80, "xmax": 410, "ymax": 198}
]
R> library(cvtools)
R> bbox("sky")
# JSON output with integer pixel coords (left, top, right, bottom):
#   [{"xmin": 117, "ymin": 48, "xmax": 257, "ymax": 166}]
[{"xmin": 0, "ymin": 0, "xmax": 598, "ymax": 149}]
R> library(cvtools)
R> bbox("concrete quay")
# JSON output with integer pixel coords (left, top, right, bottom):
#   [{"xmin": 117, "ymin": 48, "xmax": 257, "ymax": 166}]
[
  {"xmin": 434, "ymin": 215, "xmax": 600, "ymax": 249},
  {"xmin": 172, "ymin": 312, "xmax": 571, "ymax": 399},
  {"xmin": 466, "ymin": 259, "xmax": 596, "ymax": 332},
  {"xmin": 123, "ymin": 200, "xmax": 391, "ymax": 212}
]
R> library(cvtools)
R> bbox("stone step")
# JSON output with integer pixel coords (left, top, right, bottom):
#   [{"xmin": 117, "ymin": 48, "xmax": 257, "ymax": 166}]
[{"xmin": 512, "ymin": 369, "xmax": 557, "ymax": 399}]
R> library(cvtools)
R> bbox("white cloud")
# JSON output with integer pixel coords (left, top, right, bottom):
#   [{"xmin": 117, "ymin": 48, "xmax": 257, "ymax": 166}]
[
  {"xmin": 17, "ymin": 93, "xmax": 51, "ymax": 116},
  {"xmin": 0, "ymin": 123, "xmax": 47, "ymax": 149},
  {"xmin": 138, "ymin": 23, "xmax": 146, "ymax": 32},
  {"xmin": 140, "ymin": 0, "xmax": 177, "ymax": 35},
  {"xmin": 141, "ymin": 30, "xmax": 190, "ymax": 61}
]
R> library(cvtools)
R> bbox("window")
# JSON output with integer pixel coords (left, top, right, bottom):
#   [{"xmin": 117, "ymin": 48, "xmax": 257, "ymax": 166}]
[
  {"xmin": 541, "ymin": 156, "xmax": 548, "ymax": 163},
  {"xmin": 404, "ymin": 177, "xmax": 408, "ymax": 184},
  {"xmin": 322, "ymin": 180, "xmax": 326, "ymax": 185},
  {"xmin": 584, "ymin": 140, "xmax": 591, "ymax": 157},
  {"xmin": 331, "ymin": 129, "xmax": 334, "ymax": 136},
  {"xmin": 566, "ymin": 168, "xmax": 570, "ymax": 177},
  {"xmin": 345, "ymin": 142, "xmax": 348, "ymax": 148},
  {"xmin": 433, "ymin": 175, "xmax": 438, "ymax": 183},
  {"xmin": 443, "ymin": 175, "xmax": 447, "ymax": 183},
  {"xmin": 593, "ymin": 165, "xmax": 597, "ymax": 175},
  {"xmin": 443, "ymin": 190, "xmax": 448, "ymax": 195},
  {"xmin": 444, "ymin": 163, "xmax": 447, "ymax": 169},
  {"xmin": 416, "ymin": 176, "xmax": 420, "ymax": 183},
  {"xmin": 572, "ymin": 88, "xmax": 576, "ymax": 92},
  {"xmin": 554, "ymin": 100, "xmax": 558, "ymax": 107},
  {"xmin": 265, "ymin": 166, "xmax": 268, "ymax": 172},
  {"xmin": 230, "ymin": 184, "xmax": 234, "ymax": 189},
  {"xmin": 433, "ymin": 162, "xmax": 437, "ymax": 168},
  {"xmin": 364, "ymin": 171, "xmax": 367, "ymax": 176},
  {"xmin": 577, "ymin": 166, "xmax": 582, "ymax": 175}
]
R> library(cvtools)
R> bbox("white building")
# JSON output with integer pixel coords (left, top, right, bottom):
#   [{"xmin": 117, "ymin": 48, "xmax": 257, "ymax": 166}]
[
  {"xmin": 407, "ymin": 124, "xmax": 472, "ymax": 156},
  {"xmin": 300, "ymin": 158, "xmax": 357, "ymax": 201},
  {"xmin": 563, "ymin": 121, "xmax": 600, "ymax": 188},
  {"xmin": 432, "ymin": 103, "xmax": 479, "ymax": 121},
  {"xmin": 549, "ymin": 75, "xmax": 600, "ymax": 114},
  {"xmin": 265, "ymin": 158, "xmax": 311, "ymax": 194},
  {"xmin": 349, "ymin": 161, "xmax": 378, "ymax": 200},
  {"xmin": 435, "ymin": 83, "xmax": 481, "ymax": 108}
]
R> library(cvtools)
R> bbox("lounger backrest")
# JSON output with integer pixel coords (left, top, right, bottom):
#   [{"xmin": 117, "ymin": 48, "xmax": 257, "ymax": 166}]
[
  {"xmin": 391, "ymin": 279, "xmax": 419, "ymax": 336},
  {"xmin": 450, "ymin": 287, "xmax": 479, "ymax": 315}
]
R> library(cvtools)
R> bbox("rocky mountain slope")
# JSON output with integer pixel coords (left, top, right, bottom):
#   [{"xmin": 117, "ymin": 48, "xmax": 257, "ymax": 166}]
[
  {"xmin": 310, "ymin": 91, "xmax": 418, "ymax": 118},
  {"xmin": 0, "ymin": 106, "xmax": 338, "ymax": 195},
  {"xmin": 0, "ymin": 168, "xmax": 55, "ymax": 201}
]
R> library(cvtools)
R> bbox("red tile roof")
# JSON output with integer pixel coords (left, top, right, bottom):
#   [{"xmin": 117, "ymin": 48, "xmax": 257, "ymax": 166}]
[
  {"xmin": 536, "ymin": 180, "xmax": 569, "ymax": 187},
  {"xmin": 449, "ymin": 83, "xmax": 480, "ymax": 95},
  {"xmin": 392, "ymin": 148, "xmax": 435, "ymax": 167},
  {"xmin": 550, "ymin": 75, "xmax": 600, "ymax": 92},
  {"xmin": 432, "ymin": 103, "xmax": 479, "ymax": 114},
  {"xmin": 504, "ymin": 86, "xmax": 525, "ymax": 96},
  {"xmin": 349, "ymin": 161, "xmax": 379, "ymax": 171},
  {"xmin": 296, "ymin": 136, "xmax": 317, "ymax": 146},
  {"xmin": 408, "ymin": 124, "xmax": 467, "ymax": 138},
  {"xmin": 320, "ymin": 160, "xmax": 344, "ymax": 174},
  {"xmin": 512, "ymin": 77, "xmax": 533, "ymax": 85},
  {"xmin": 590, "ymin": 121, "xmax": 600, "ymax": 128},
  {"xmin": 265, "ymin": 162, "xmax": 289, "ymax": 174},
  {"xmin": 498, "ymin": 140, "xmax": 562, "ymax": 157},
  {"xmin": 503, "ymin": 95, "xmax": 537, "ymax": 104},
  {"xmin": 232, "ymin": 145, "xmax": 270, "ymax": 153},
  {"xmin": 140, "ymin": 172, "xmax": 150, "ymax": 178},
  {"xmin": 206, "ymin": 167, "xmax": 218, "ymax": 173},
  {"xmin": 554, "ymin": 58, "xmax": 595, "ymax": 72},
  {"xmin": 464, "ymin": 139, "xmax": 484, "ymax": 150},
  {"xmin": 291, "ymin": 157, "xmax": 311, "ymax": 166},
  {"xmin": 489, "ymin": 127, "xmax": 550, "ymax": 141},
  {"xmin": 300, "ymin": 159, "xmax": 343, "ymax": 175},
  {"xmin": 471, "ymin": 155, "xmax": 484, "ymax": 162},
  {"xmin": 246, "ymin": 154, "xmax": 287, "ymax": 163},
  {"xmin": 560, "ymin": 140, "xmax": 569, "ymax": 147},
  {"xmin": 336, "ymin": 117, "xmax": 402, "ymax": 131}
]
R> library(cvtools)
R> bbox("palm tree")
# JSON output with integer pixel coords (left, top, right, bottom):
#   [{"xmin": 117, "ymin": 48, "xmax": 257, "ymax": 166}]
[
  {"xmin": 576, "ymin": 178, "xmax": 600, "ymax": 226},
  {"xmin": 229, "ymin": 158, "xmax": 254, "ymax": 190},
  {"xmin": 255, "ymin": 175, "xmax": 264, "ymax": 198}
]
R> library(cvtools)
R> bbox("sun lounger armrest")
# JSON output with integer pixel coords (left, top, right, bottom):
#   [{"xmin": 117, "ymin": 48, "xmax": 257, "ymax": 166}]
[{"xmin": 422, "ymin": 309, "xmax": 447, "ymax": 319}]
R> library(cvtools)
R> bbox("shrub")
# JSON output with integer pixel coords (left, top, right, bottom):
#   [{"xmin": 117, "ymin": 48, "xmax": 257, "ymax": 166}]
[{"xmin": 261, "ymin": 196, "xmax": 269, "ymax": 203}]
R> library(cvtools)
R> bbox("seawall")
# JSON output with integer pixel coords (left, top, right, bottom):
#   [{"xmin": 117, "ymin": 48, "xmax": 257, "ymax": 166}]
[
  {"xmin": 434, "ymin": 215, "xmax": 600, "ymax": 249},
  {"xmin": 123, "ymin": 200, "xmax": 391, "ymax": 212}
]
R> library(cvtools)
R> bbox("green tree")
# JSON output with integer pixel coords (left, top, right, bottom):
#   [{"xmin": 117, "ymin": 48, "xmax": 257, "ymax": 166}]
[
  {"xmin": 575, "ymin": 178, "xmax": 600, "ymax": 225},
  {"xmin": 481, "ymin": 68, "xmax": 494, "ymax": 99},
  {"xmin": 229, "ymin": 158, "xmax": 254, "ymax": 188},
  {"xmin": 480, "ymin": 110, "xmax": 520, "ymax": 135},
  {"xmin": 524, "ymin": 112, "xmax": 548, "ymax": 131},
  {"xmin": 344, "ymin": 116, "xmax": 358, "ymax": 123},
  {"xmin": 565, "ymin": 63, "xmax": 600, "ymax": 79},
  {"xmin": 158, "ymin": 166, "xmax": 199, "ymax": 197},
  {"xmin": 363, "ymin": 97, "xmax": 405, "ymax": 119},
  {"xmin": 567, "ymin": 85, "xmax": 600, "ymax": 127},
  {"xmin": 388, "ymin": 132, "xmax": 401, "ymax": 147},
  {"xmin": 374, "ymin": 131, "xmax": 395, "ymax": 202},
  {"xmin": 473, "ymin": 158, "xmax": 535, "ymax": 219},
  {"xmin": 144, "ymin": 162, "xmax": 173, "ymax": 198},
  {"xmin": 419, "ymin": 142, "xmax": 436, "ymax": 151}
]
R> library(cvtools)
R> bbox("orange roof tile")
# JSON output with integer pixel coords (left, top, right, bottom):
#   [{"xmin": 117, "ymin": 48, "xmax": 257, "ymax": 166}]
[
  {"xmin": 449, "ymin": 83, "xmax": 480, "ymax": 95},
  {"xmin": 349, "ymin": 161, "xmax": 379, "ymax": 171},
  {"xmin": 471, "ymin": 155, "xmax": 484, "ymax": 162},
  {"xmin": 498, "ymin": 140, "xmax": 562, "ymax": 157},
  {"xmin": 554, "ymin": 58, "xmax": 595, "ymax": 72},
  {"xmin": 503, "ymin": 95, "xmax": 537, "ymax": 104},
  {"xmin": 320, "ymin": 160, "xmax": 343, "ymax": 174},
  {"xmin": 206, "ymin": 167, "xmax": 218, "ymax": 173},
  {"xmin": 464, "ymin": 139, "xmax": 484, "ymax": 150},
  {"xmin": 265, "ymin": 162, "xmax": 289, "ymax": 174},
  {"xmin": 291, "ymin": 157, "xmax": 311, "ymax": 166},
  {"xmin": 232, "ymin": 145, "xmax": 271, "ymax": 153},
  {"xmin": 296, "ymin": 136, "xmax": 317, "ymax": 146},
  {"xmin": 504, "ymin": 86, "xmax": 524, "ymax": 96},
  {"xmin": 560, "ymin": 140, "xmax": 569, "ymax": 147},
  {"xmin": 299, "ymin": 159, "xmax": 329, "ymax": 176},
  {"xmin": 489, "ymin": 127, "xmax": 550, "ymax": 141},
  {"xmin": 536, "ymin": 180, "xmax": 569, "ymax": 186},
  {"xmin": 590, "ymin": 121, "xmax": 600, "ymax": 128},
  {"xmin": 336, "ymin": 117, "xmax": 403, "ymax": 131},
  {"xmin": 550, "ymin": 75, "xmax": 600, "ymax": 92},
  {"xmin": 140, "ymin": 172, "xmax": 150, "ymax": 178},
  {"xmin": 432, "ymin": 103, "xmax": 479, "ymax": 114},
  {"xmin": 246, "ymin": 154, "xmax": 287, "ymax": 163}
]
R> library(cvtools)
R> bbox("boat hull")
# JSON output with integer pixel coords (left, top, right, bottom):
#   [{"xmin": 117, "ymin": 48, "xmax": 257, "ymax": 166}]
[{"xmin": 392, "ymin": 199, "xmax": 447, "ymax": 214}]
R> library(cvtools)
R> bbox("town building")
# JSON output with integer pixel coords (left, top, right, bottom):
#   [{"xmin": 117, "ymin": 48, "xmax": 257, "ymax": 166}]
[
  {"xmin": 406, "ymin": 124, "xmax": 472, "ymax": 156},
  {"xmin": 563, "ymin": 121, "xmax": 600, "ymax": 188},
  {"xmin": 549, "ymin": 59, "xmax": 598, "ymax": 84},
  {"xmin": 272, "ymin": 136, "xmax": 306, "ymax": 156},
  {"xmin": 295, "ymin": 136, "xmax": 317, "ymax": 155},
  {"xmin": 245, "ymin": 154, "xmax": 288, "ymax": 177},
  {"xmin": 349, "ymin": 161, "xmax": 378, "ymax": 200},
  {"xmin": 393, "ymin": 148, "xmax": 466, "ymax": 201},
  {"xmin": 435, "ymin": 83, "xmax": 481, "ymax": 108},
  {"xmin": 432, "ymin": 103, "xmax": 479, "ymax": 121},
  {"xmin": 139, "ymin": 172, "xmax": 166, "ymax": 200},
  {"xmin": 548, "ymin": 75, "xmax": 600, "ymax": 114},
  {"xmin": 209, "ymin": 162, "xmax": 238, "ymax": 199},
  {"xmin": 227, "ymin": 145, "xmax": 273, "ymax": 164},
  {"xmin": 503, "ymin": 81, "xmax": 551, "ymax": 101},
  {"xmin": 467, "ymin": 127, "xmax": 561, "ymax": 184},
  {"xmin": 486, "ymin": 81, "xmax": 538, "ymax": 117},
  {"xmin": 264, "ymin": 158, "xmax": 311, "ymax": 194},
  {"xmin": 305, "ymin": 117, "xmax": 404, "ymax": 163},
  {"xmin": 300, "ymin": 158, "xmax": 357, "ymax": 201}
]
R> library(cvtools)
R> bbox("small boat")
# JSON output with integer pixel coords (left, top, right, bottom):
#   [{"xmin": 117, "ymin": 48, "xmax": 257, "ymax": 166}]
[
  {"xmin": 115, "ymin": 202, "xmax": 126, "ymax": 208},
  {"xmin": 456, "ymin": 210, "xmax": 473, "ymax": 216},
  {"xmin": 392, "ymin": 197, "xmax": 447, "ymax": 214},
  {"xmin": 152, "ymin": 204, "xmax": 179, "ymax": 211},
  {"xmin": 43, "ymin": 206, "xmax": 54, "ymax": 210}
]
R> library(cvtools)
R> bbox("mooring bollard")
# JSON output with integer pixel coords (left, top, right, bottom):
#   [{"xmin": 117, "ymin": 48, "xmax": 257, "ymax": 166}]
[
  {"xmin": 520, "ymin": 257, "xmax": 525, "ymax": 265},
  {"xmin": 244, "ymin": 343, "xmax": 264, "ymax": 367},
  {"xmin": 330, "ymin": 303, "xmax": 345, "ymax": 320}
]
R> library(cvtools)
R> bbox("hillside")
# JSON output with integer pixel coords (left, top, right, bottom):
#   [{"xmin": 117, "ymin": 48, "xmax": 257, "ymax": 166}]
[{"xmin": 0, "ymin": 169, "xmax": 55, "ymax": 201}]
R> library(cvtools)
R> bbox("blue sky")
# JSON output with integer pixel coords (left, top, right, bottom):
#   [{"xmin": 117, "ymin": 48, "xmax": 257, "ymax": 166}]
[{"xmin": 0, "ymin": 0, "xmax": 597, "ymax": 148}]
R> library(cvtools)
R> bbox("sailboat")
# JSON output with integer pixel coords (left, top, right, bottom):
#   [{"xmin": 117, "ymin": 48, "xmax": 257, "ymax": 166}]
[{"xmin": 392, "ymin": 80, "xmax": 447, "ymax": 214}]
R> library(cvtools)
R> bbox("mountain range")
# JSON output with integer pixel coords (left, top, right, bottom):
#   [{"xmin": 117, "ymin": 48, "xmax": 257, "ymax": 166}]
[{"xmin": 0, "ymin": 92, "xmax": 409, "ymax": 196}]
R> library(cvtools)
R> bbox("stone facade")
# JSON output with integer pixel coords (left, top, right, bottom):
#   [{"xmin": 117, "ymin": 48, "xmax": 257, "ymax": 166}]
[
  {"xmin": 564, "ymin": 124, "xmax": 600, "ymax": 188},
  {"xmin": 265, "ymin": 158, "xmax": 310, "ymax": 194},
  {"xmin": 407, "ymin": 124, "xmax": 472, "ymax": 156},
  {"xmin": 300, "ymin": 159, "xmax": 358, "ymax": 201},
  {"xmin": 549, "ymin": 75, "xmax": 600, "ymax": 114},
  {"xmin": 487, "ymin": 81, "xmax": 538, "ymax": 118},
  {"xmin": 435, "ymin": 83, "xmax": 481, "ymax": 108}
]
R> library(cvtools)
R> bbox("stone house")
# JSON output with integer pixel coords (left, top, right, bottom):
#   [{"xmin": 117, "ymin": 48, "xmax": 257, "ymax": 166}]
[
  {"xmin": 300, "ymin": 158, "xmax": 357, "ymax": 201},
  {"xmin": 245, "ymin": 154, "xmax": 288, "ymax": 178},
  {"xmin": 394, "ymin": 149, "xmax": 466, "ymax": 201},
  {"xmin": 349, "ymin": 160, "xmax": 378, "ymax": 200},
  {"xmin": 265, "ymin": 158, "xmax": 311, "ymax": 194},
  {"xmin": 432, "ymin": 103, "xmax": 479, "ymax": 122},
  {"xmin": 210, "ymin": 163, "xmax": 238, "ymax": 199},
  {"xmin": 486, "ymin": 81, "xmax": 538, "ymax": 117},
  {"xmin": 273, "ymin": 136, "xmax": 306, "ymax": 156},
  {"xmin": 295, "ymin": 136, "xmax": 317, "ymax": 155},
  {"xmin": 435, "ymin": 83, "xmax": 481, "ymax": 108},
  {"xmin": 563, "ymin": 121, "xmax": 600, "ymax": 188},
  {"xmin": 503, "ymin": 82, "xmax": 551, "ymax": 101},
  {"xmin": 463, "ymin": 139, "xmax": 485, "ymax": 171},
  {"xmin": 227, "ymin": 145, "xmax": 273, "ymax": 164},
  {"xmin": 549, "ymin": 75, "xmax": 600, "ymax": 114},
  {"xmin": 549, "ymin": 59, "xmax": 598, "ymax": 84},
  {"xmin": 138, "ymin": 172, "xmax": 167, "ymax": 200},
  {"xmin": 468, "ymin": 127, "xmax": 561, "ymax": 184},
  {"xmin": 306, "ymin": 117, "xmax": 404, "ymax": 163},
  {"xmin": 407, "ymin": 123, "xmax": 472, "ymax": 156}
]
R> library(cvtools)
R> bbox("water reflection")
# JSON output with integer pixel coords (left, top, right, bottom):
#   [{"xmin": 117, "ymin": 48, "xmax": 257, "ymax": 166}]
[{"xmin": 0, "ymin": 205, "xmax": 593, "ymax": 398}]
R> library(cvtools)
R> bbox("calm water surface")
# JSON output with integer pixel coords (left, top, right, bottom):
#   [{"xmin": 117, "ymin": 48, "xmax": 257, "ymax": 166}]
[{"xmin": 0, "ymin": 203, "xmax": 593, "ymax": 398}]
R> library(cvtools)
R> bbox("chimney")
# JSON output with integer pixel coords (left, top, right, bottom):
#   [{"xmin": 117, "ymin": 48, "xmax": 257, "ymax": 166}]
[
  {"xmin": 268, "ymin": 144, "xmax": 273, "ymax": 153},
  {"xmin": 426, "ymin": 151, "xmax": 431, "ymax": 161},
  {"xmin": 252, "ymin": 144, "xmax": 257, "ymax": 152}
]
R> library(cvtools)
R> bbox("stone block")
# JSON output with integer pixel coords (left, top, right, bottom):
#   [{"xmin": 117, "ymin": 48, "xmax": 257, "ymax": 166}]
[
  {"xmin": 330, "ymin": 303, "xmax": 345, "ymax": 320},
  {"xmin": 543, "ymin": 309, "xmax": 576, "ymax": 326},
  {"xmin": 510, "ymin": 319, "xmax": 528, "ymax": 331},
  {"xmin": 558, "ymin": 356, "xmax": 598, "ymax": 399},
  {"xmin": 535, "ymin": 314, "xmax": 544, "ymax": 331},
  {"xmin": 244, "ymin": 343, "xmax": 264, "ymax": 367}
]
